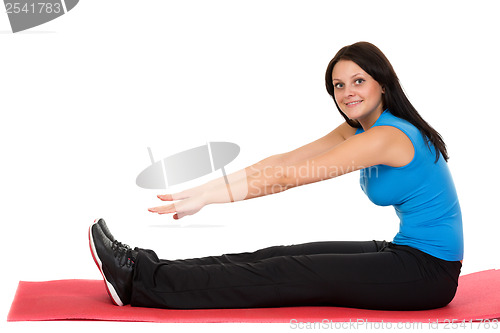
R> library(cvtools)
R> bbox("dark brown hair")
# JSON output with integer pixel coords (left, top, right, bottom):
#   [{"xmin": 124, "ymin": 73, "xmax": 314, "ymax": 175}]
[{"xmin": 325, "ymin": 42, "xmax": 448, "ymax": 162}]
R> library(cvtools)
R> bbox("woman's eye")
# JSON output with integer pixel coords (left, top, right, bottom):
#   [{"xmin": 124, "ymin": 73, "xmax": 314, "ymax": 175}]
[
  {"xmin": 354, "ymin": 78, "xmax": 365, "ymax": 85},
  {"xmin": 334, "ymin": 83, "xmax": 344, "ymax": 89}
]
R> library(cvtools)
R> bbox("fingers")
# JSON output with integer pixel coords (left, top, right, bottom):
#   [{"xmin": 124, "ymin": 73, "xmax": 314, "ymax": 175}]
[
  {"xmin": 148, "ymin": 204, "xmax": 183, "ymax": 220},
  {"xmin": 157, "ymin": 194, "xmax": 174, "ymax": 201},
  {"xmin": 148, "ymin": 204, "xmax": 177, "ymax": 215},
  {"xmin": 157, "ymin": 191, "xmax": 191, "ymax": 201}
]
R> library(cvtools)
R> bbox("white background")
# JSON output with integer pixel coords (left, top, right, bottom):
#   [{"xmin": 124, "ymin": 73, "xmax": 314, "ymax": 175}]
[{"xmin": 1, "ymin": 1, "xmax": 499, "ymax": 332}]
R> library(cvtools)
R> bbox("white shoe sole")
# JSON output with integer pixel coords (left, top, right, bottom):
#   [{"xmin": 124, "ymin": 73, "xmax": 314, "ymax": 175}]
[{"xmin": 88, "ymin": 220, "xmax": 124, "ymax": 306}]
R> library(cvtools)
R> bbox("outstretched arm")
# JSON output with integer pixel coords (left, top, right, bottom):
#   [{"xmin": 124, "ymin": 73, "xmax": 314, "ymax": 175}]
[
  {"xmin": 149, "ymin": 122, "xmax": 398, "ymax": 219},
  {"xmin": 155, "ymin": 122, "xmax": 355, "ymax": 200}
]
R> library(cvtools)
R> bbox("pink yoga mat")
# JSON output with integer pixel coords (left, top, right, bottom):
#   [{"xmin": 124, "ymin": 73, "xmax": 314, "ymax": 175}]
[{"xmin": 7, "ymin": 269, "xmax": 500, "ymax": 323}]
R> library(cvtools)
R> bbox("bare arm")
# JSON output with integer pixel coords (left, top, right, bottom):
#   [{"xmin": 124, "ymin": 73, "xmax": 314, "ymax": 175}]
[
  {"xmin": 148, "ymin": 122, "xmax": 370, "ymax": 219},
  {"xmin": 156, "ymin": 122, "xmax": 356, "ymax": 199},
  {"xmin": 232, "ymin": 126, "xmax": 405, "ymax": 200}
]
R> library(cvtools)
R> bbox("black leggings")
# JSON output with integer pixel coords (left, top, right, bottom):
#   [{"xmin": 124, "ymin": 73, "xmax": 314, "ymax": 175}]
[{"xmin": 130, "ymin": 240, "xmax": 461, "ymax": 310}]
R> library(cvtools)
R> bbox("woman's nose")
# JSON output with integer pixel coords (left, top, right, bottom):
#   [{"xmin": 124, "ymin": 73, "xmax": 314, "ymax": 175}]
[
  {"xmin": 339, "ymin": 88, "xmax": 355, "ymax": 102},
  {"xmin": 344, "ymin": 85, "xmax": 355, "ymax": 97},
  {"xmin": 335, "ymin": 86, "xmax": 355, "ymax": 103}
]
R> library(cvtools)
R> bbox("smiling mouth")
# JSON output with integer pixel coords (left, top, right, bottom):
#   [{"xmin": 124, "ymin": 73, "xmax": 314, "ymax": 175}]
[{"xmin": 345, "ymin": 100, "xmax": 362, "ymax": 106}]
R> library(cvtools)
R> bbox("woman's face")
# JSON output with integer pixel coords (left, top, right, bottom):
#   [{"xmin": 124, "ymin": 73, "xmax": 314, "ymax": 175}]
[{"xmin": 331, "ymin": 60, "xmax": 385, "ymax": 127}]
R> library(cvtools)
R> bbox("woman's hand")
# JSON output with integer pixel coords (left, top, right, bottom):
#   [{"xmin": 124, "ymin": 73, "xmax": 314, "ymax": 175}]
[
  {"xmin": 148, "ymin": 191, "xmax": 206, "ymax": 220},
  {"xmin": 147, "ymin": 168, "xmax": 251, "ymax": 220}
]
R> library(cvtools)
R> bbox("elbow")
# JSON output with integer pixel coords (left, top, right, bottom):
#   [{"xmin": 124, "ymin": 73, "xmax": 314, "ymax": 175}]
[
  {"xmin": 275, "ymin": 165, "xmax": 298, "ymax": 192},
  {"xmin": 266, "ymin": 173, "xmax": 295, "ymax": 195},
  {"xmin": 273, "ymin": 155, "xmax": 303, "ymax": 191},
  {"xmin": 255, "ymin": 164, "xmax": 296, "ymax": 196}
]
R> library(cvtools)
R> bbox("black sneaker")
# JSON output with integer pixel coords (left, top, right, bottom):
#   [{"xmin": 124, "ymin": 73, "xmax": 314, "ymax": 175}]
[
  {"xmin": 88, "ymin": 222, "xmax": 137, "ymax": 306},
  {"xmin": 94, "ymin": 218, "xmax": 115, "ymax": 242}
]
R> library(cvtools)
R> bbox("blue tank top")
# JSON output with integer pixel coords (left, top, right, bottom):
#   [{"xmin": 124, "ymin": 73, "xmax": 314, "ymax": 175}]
[{"xmin": 355, "ymin": 110, "xmax": 464, "ymax": 261}]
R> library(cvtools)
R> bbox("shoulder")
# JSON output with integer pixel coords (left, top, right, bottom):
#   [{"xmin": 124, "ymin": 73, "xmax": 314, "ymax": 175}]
[{"xmin": 363, "ymin": 126, "xmax": 415, "ymax": 168}]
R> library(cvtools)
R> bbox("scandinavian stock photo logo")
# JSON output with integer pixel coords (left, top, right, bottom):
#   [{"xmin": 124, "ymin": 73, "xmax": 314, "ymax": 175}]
[
  {"xmin": 4, "ymin": 0, "xmax": 79, "ymax": 33},
  {"xmin": 136, "ymin": 143, "xmax": 241, "ymax": 189},
  {"xmin": 136, "ymin": 143, "xmax": 243, "ymax": 205}
]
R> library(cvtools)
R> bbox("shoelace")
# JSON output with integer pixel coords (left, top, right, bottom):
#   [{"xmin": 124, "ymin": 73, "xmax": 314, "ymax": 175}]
[{"xmin": 111, "ymin": 240, "xmax": 135, "ymax": 267}]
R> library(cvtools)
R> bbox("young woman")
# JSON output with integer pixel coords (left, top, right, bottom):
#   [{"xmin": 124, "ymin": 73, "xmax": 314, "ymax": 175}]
[{"xmin": 89, "ymin": 42, "xmax": 463, "ymax": 310}]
